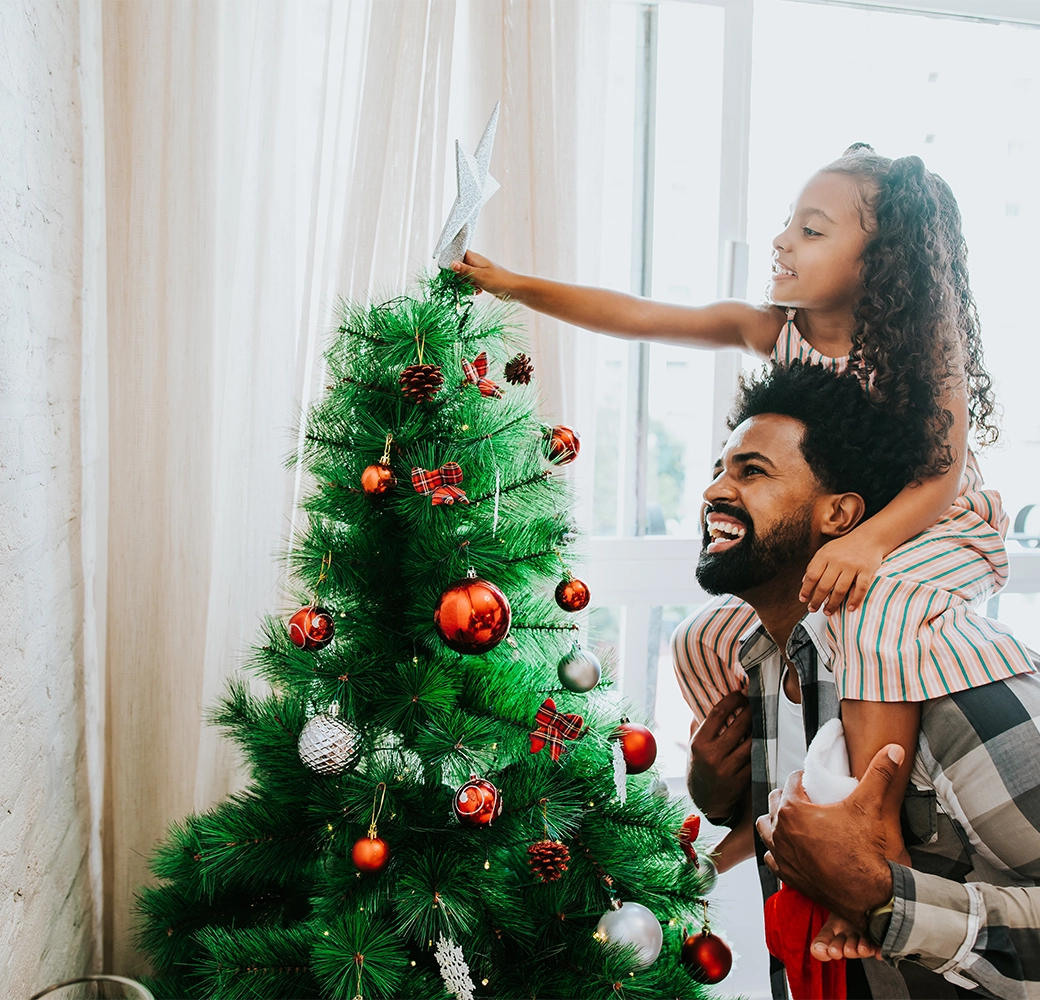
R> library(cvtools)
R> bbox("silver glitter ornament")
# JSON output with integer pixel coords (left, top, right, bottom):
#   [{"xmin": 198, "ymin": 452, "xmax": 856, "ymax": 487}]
[
  {"xmin": 557, "ymin": 645, "xmax": 602, "ymax": 693},
  {"xmin": 297, "ymin": 710, "xmax": 360, "ymax": 776},
  {"xmin": 594, "ymin": 901, "xmax": 663, "ymax": 969}
]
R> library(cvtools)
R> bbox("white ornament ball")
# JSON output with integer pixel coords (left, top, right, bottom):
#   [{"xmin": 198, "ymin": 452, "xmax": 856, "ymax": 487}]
[
  {"xmin": 557, "ymin": 646, "xmax": 602, "ymax": 693},
  {"xmin": 594, "ymin": 901, "xmax": 663, "ymax": 969},
  {"xmin": 297, "ymin": 714, "xmax": 360, "ymax": 775}
]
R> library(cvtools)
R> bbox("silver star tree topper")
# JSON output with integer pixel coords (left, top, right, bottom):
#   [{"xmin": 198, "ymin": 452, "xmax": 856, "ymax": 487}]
[{"xmin": 433, "ymin": 103, "xmax": 500, "ymax": 270}]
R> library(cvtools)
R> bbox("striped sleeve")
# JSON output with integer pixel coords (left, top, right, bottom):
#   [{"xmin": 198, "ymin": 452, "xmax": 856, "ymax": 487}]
[{"xmin": 671, "ymin": 595, "xmax": 757, "ymax": 724}]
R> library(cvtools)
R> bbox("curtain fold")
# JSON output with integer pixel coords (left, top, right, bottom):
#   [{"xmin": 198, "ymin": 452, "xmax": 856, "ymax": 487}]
[{"xmin": 101, "ymin": 0, "xmax": 609, "ymax": 972}]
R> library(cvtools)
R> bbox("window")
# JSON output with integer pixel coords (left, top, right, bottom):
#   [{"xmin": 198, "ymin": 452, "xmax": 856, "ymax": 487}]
[{"xmin": 576, "ymin": 5, "xmax": 1040, "ymax": 995}]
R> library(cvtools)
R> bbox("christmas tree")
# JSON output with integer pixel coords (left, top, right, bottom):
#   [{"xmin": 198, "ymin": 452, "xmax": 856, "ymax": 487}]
[{"xmin": 136, "ymin": 112, "xmax": 723, "ymax": 1000}]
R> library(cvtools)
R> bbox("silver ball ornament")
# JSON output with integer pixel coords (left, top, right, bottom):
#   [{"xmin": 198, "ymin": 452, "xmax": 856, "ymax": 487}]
[
  {"xmin": 594, "ymin": 901, "xmax": 663, "ymax": 969},
  {"xmin": 297, "ymin": 713, "xmax": 360, "ymax": 775},
  {"xmin": 557, "ymin": 645, "xmax": 601, "ymax": 693}
]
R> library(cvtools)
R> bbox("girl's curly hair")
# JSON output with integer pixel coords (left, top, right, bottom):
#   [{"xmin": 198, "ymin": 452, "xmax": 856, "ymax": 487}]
[{"xmin": 821, "ymin": 145, "xmax": 999, "ymax": 475}]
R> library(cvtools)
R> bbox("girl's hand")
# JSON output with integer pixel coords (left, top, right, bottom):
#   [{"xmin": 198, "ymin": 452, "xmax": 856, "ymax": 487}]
[
  {"xmin": 451, "ymin": 251, "xmax": 515, "ymax": 297},
  {"xmin": 799, "ymin": 533, "xmax": 885, "ymax": 615},
  {"xmin": 811, "ymin": 914, "xmax": 880, "ymax": 962}
]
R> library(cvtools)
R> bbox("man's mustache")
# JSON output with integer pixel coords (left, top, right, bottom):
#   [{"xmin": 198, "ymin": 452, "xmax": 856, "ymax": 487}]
[{"xmin": 702, "ymin": 501, "xmax": 753, "ymax": 531}]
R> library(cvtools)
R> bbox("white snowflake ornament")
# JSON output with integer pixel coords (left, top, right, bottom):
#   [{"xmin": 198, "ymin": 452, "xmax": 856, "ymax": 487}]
[{"xmin": 435, "ymin": 934, "xmax": 475, "ymax": 1000}]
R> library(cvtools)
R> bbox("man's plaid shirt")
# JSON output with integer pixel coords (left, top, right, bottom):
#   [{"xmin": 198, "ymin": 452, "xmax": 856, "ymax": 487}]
[{"xmin": 741, "ymin": 611, "xmax": 1040, "ymax": 999}]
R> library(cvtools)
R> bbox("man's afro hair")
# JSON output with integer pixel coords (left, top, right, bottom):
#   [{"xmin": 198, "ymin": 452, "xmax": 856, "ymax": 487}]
[{"xmin": 729, "ymin": 361, "xmax": 928, "ymax": 518}]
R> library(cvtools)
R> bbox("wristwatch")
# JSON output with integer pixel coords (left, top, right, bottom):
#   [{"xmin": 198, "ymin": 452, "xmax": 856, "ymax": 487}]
[{"xmin": 867, "ymin": 893, "xmax": 895, "ymax": 947}]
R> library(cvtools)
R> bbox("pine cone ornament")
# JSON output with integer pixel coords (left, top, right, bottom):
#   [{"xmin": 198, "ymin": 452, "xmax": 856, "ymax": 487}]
[
  {"xmin": 504, "ymin": 353, "xmax": 534, "ymax": 385},
  {"xmin": 399, "ymin": 363, "xmax": 444, "ymax": 403},
  {"xmin": 527, "ymin": 839, "xmax": 570, "ymax": 882}
]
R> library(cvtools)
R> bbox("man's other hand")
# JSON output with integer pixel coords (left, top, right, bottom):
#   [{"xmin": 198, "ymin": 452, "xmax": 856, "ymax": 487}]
[
  {"xmin": 756, "ymin": 745, "xmax": 902, "ymax": 929},
  {"xmin": 687, "ymin": 690, "xmax": 751, "ymax": 825}
]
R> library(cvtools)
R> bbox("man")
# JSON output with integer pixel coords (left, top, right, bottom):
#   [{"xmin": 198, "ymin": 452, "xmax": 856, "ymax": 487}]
[{"xmin": 677, "ymin": 361, "xmax": 1040, "ymax": 999}]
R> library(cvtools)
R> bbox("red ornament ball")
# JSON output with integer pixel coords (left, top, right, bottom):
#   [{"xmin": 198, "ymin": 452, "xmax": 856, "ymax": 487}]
[
  {"xmin": 288, "ymin": 606, "xmax": 335, "ymax": 650},
  {"xmin": 544, "ymin": 425, "xmax": 581, "ymax": 465},
  {"xmin": 618, "ymin": 721, "xmax": 657, "ymax": 774},
  {"xmin": 433, "ymin": 576, "xmax": 511, "ymax": 654},
  {"xmin": 554, "ymin": 577, "xmax": 590, "ymax": 612},
  {"xmin": 453, "ymin": 776, "xmax": 503, "ymax": 827},
  {"xmin": 681, "ymin": 931, "xmax": 732, "ymax": 984},
  {"xmin": 678, "ymin": 813, "xmax": 702, "ymax": 864},
  {"xmin": 360, "ymin": 462, "xmax": 395, "ymax": 495},
  {"xmin": 352, "ymin": 835, "xmax": 389, "ymax": 872}
]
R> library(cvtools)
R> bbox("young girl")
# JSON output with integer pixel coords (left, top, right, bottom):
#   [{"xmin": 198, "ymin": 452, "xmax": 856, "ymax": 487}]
[{"xmin": 452, "ymin": 146, "xmax": 1037, "ymax": 971}]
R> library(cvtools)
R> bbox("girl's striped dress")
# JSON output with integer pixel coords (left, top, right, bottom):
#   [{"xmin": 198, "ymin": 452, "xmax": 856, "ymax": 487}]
[{"xmin": 673, "ymin": 314, "xmax": 1037, "ymax": 722}]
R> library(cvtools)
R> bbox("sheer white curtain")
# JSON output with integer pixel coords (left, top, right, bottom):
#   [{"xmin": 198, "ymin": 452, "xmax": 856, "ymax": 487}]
[{"xmin": 101, "ymin": 0, "xmax": 610, "ymax": 973}]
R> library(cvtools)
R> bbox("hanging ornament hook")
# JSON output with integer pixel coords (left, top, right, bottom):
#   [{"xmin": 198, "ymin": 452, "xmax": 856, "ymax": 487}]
[
  {"xmin": 380, "ymin": 433, "xmax": 393, "ymax": 466},
  {"xmin": 368, "ymin": 781, "xmax": 387, "ymax": 839}
]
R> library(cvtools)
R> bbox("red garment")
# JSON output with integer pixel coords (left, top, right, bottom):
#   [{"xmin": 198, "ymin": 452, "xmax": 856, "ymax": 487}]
[{"xmin": 764, "ymin": 883, "xmax": 846, "ymax": 1000}]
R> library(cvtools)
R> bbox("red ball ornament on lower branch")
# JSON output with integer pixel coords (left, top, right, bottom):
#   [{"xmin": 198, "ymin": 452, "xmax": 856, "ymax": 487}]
[
  {"xmin": 554, "ymin": 577, "xmax": 590, "ymax": 612},
  {"xmin": 453, "ymin": 775, "xmax": 503, "ymax": 827},
  {"xmin": 681, "ymin": 930, "xmax": 733, "ymax": 985},
  {"xmin": 543, "ymin": 424, "xmax": 581, "ymax": 465},
  {"xmin": 433, "ymin": 574, "xmax": 511, "ymax": 654},
  {"xmin": 616, "ymin": 720, "xmax": 657, "ymax": 774},
  {"xmin": 352, "ymin": 835, "xmax": 389, "ymax": 872},
  {"xmin": 288, "ymin": 606, "xmax": 335, "ymax": 650}
]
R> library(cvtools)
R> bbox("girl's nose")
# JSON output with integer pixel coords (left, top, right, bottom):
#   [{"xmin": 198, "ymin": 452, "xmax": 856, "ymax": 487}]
[{"xmin": 772, "ymin": 230, "xmax": 789, "ymax": 252}]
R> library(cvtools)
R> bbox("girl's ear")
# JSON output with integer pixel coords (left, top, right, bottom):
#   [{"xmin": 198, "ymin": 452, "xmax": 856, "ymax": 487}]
[{"xmin": 820, "ymin": 492, "xmax": 866, "ymax": 538}]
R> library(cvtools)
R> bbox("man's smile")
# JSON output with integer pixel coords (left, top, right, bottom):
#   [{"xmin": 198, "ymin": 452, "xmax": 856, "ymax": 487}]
[{"xmin": 704, "ymin": 510, "xmax": 749, "ymax": 554}]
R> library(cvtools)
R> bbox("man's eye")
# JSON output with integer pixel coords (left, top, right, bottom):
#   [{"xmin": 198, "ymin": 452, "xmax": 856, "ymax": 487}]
[
  {"xmin": 744, "ymin": 465, "xmax": 765, "ymax": 477},
  {"xmin": 803, "ymin": 227, "xmax": 821, "ymax": 237}
]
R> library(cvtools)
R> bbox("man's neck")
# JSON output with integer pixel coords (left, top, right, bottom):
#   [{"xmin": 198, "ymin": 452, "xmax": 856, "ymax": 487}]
[{"xmin": 739, "ymin": 567, "xmax": 809, "ymax": 654}]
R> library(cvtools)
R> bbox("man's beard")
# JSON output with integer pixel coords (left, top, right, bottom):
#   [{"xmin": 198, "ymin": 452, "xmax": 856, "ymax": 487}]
[{"xmin": 696, "ymin": 501, "xmax": 814, "ymax": 597}]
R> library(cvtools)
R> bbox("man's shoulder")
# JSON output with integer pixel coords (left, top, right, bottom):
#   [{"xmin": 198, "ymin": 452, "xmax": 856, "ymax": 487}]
[{"xmin": 920, "ymin": 670, "xmax": 1040, "ymax": 767}]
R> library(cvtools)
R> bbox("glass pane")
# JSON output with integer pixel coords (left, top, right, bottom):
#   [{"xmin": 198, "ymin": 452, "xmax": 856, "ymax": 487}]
[
  {"xmin": 746, "ymin": 0, "xmax": 1040, "ymax": 526},
  {"xmin": 586, "ymin": 3, "xmax": 639, "ymax": 537},
  {"xmin": 647, "ymin": 2, "xmax": 725, "ymax": 537}
]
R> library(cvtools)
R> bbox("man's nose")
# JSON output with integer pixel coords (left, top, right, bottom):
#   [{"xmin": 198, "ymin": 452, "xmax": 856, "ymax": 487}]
[{"xmin": 703, "ymin": 473, "xmax": 737, "ymax": 505}]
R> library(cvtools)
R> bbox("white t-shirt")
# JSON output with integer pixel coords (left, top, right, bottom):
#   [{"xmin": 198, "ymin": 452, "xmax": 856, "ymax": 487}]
[{"xmin": 774, "ymin": 667, "xmax": 807, "ymax": 789}]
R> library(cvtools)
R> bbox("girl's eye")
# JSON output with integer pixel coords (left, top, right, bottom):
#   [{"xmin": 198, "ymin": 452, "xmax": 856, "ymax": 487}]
[{"xmin": 802, "ymin": 227, "xmax": 821, "ymax": 237}]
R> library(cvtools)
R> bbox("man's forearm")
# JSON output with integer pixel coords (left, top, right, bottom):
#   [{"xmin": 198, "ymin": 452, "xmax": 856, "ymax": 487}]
[{"xmin": 886, "ymin": 864, "xmax": 1040, "ymax": 998}]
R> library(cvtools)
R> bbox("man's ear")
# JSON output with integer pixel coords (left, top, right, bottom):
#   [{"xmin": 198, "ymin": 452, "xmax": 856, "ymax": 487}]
[{"xmin": 819, "ymin": 492, "xmax": 866, "ymax": 538}]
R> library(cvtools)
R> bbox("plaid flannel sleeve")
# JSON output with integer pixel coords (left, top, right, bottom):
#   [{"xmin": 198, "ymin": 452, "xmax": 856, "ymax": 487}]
[
  {"xmin": 883, "ymin": 672, "xmax": 1040, "ymax": 997},
  {"xmin": 887, "ymin": 864, "xmax": 1040, "ymax": 997}
]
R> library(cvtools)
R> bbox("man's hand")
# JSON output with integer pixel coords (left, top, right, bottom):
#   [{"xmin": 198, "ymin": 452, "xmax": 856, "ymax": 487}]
[
  {"xmin": 687, "ymin": 690, "xmax": 752, "ymax": 824},
  {"xmin": 799, "ymin": 531, "xmax": 886, "ymax": 615},
  {"xmin": 756, "ymin": 745, "xmax": 902, "ymax": 930}
]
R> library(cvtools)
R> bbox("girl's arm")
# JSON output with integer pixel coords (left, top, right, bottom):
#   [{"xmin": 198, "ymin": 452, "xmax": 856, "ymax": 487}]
[
  {"xmin": 709, "ymin": 787, "xmax": 755, "ymax": 873},
  {"xmin": 839, "ymin": 699, "xmax": 918, "ymax": 866},
  {"xmin": 800, "ymin": 381, "xmax": 969, "ymax": 614},
  {"xmin": 452, "ymin": 251, "xmax": 780, "ymax": 357}
]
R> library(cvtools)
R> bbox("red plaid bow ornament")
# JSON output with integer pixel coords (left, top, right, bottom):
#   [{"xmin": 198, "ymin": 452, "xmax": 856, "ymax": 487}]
[
  {"xmin": 461, "ymin": 352, "xmax": 502, "ymax": 398},
  {"xmin": 529, "ymin": 697, "xmax": 584, "ymax": 761},
  {"xmin": 411, "ymin": 462, "xmax": 469, "ymax": 506}
]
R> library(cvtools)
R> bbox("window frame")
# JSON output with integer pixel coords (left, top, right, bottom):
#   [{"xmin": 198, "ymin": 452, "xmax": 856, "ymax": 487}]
[{"xmin": 580, "ymin": 0, "xmax": 1040, "ymax": 724}]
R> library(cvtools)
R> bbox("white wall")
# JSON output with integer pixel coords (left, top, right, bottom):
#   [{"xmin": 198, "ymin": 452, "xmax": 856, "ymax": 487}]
[{"xmin": 0, "ymin": 0, "xmax": 104, "ymax": 993}]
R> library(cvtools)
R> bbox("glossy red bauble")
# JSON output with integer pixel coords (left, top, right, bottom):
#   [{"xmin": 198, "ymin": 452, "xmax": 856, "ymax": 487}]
[
  {"xmin": 544, "ymin": 425, "xmax": 581, "ymax": 465},
  {"xmin": 554, "ymin": 577, "xmax": 590, "ymax": 612},
  {"xmin": 352, "ymin": 835, "xmax": 389, "ymax": 872},
  {"xmin": 681, "ymin": 930, "xmax": 732, "ymax": 984},
  {"xmin": 433, "ymin": 577, "xmax": 511, "ymax": 654},
  {"xmin": 360, "ymin": 462, "xmax": 395, "ymax": 495},
  {"xmin": 288, "ymin": 606, "xmax": 335, "ymax": 650},
  {"xmin": 678, "ymin": 813, "xmax": 702, "ymax": 863},
  {"xmin": 453, "ymin": 776, "xmax": 503, "ymax": 827},
  {"xmin": 617, "ymin": 721, "xmax": 657, "ymax": 774}
]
